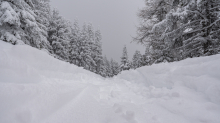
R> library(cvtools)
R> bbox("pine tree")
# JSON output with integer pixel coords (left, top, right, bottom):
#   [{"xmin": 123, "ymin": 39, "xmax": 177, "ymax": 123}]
[
  {"xmin": 99, "ymin": 59, "xmax": 107, "ymax": 77},
  {"xmin": 132, "ymin": 50, "xmax": 142, "ymax": 69},
  {"xmin": 134, "ymin": 0, "xmax": 174, "ymax": 64},
  {"xmin": 48, "ymin": 9, "xmax": 71, "ymax": 61},
  {"xmin": 69, "ymin": 20, "xmax": 81, "ymax": 65},
  {"xmin": 32, "ymin": 0, "xmax": 52, "ymax": 51},
  {"xmin": 93, "ymin": 29, "xmax": 103, "ymax": 74},
  {"xmin": 86, "ymin": 23, "xmax": 97, "ymax": 72},
  {"xmin": 69, "ymin": 21, "xmax": 104, "ymax": 76},
  {"xmin": 103, "ymin": 56, "xmax": 111, "ymax": 77},
  {"xmin": 142, "ymin": 46, "xmax": 153, "ymax": 66},
  {"xmin": 0, "ymin": 0, "xmax": 50, "ymax": 50},
  {"xmin": 120, "ymin": 45, "xmax": 130, "ymax": 71},
  {"xmin": 79, "ymin": 23, "xmax": 96, "ymax": 69},
  {"xmin": 109, "ymin": 59, "xmax": 120, "ymax": 77},
  {"xmin": 0, "ymin": 1, "xmax": 21, "ymax": 44}
]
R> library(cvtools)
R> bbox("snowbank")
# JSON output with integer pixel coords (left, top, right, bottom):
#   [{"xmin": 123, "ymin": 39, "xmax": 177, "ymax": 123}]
[
  {"xmin": 0, "ymin": 41, "xmax": 101, "ymax": 84},
  {"xmin": 0, "ymin": 41, "xmax": 220, "ymax": 123},
  {"xmin": 117, "ymin": 56, "xmax": 220, "ymax": 104}
]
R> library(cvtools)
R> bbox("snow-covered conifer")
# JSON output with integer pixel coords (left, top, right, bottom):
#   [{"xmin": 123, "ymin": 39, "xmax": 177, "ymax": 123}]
[
  {"xmin": 120, "ymin": 46, "xmax": 130, "ymax": 71},
  {"xmin": 48, "ymin": 9, "xmax": 71, "ymax": 61},
  {"xmin": 93, "ymin": 29, "xmax": 103, "ymax": 74},
  {"xmin": 69, "ymin": 20, "xmax": 81, "ymax": 65},
  {"xmin": 0, "ymin": 0, "xmax": 50, "ymax": 49},
  {"xmin": 132, "ymin": 50, "xmax": 142, "ymax": 69},
  {"xmin": 110, "ymin": 59, "xmax": 119, "ymax": 76},
  {"xmin": 142, "ymin": 46, "xmax": 154, "ymax": 66},
  {"xmin": 134, "ymin": 0, "xmax": 174, "ymax": 63},
  {"xmin": 103, "ymin": 56, "xmax": 112, "ymax": 77}
]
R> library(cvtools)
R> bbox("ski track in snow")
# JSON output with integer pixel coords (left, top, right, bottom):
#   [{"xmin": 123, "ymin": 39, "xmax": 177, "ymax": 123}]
[{"xmin": 0, "ymin": 41, "xmax": 220, "ymax": 123}]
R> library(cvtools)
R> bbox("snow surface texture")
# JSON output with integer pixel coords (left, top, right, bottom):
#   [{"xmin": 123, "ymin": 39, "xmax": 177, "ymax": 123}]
[{"xmin": 0, "ymin": 41, "xmax": 220, "ymax": 123}]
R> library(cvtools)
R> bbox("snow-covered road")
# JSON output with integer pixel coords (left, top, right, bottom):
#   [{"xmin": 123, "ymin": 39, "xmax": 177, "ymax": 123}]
[{"xmin": 0, "ymin": 41, "xmax": 220, "ymax": 123}]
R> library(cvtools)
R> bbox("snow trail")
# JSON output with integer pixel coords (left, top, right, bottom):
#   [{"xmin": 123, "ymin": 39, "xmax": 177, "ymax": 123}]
[{"xmin": 0, "ymin": 41, "xmax": 220, "ymax": 123}]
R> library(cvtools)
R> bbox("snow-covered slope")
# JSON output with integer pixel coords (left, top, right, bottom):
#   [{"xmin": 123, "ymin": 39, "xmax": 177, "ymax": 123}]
[{"xmin": 0, "ymin": 41, "xmax": 220, "ymax": 123}]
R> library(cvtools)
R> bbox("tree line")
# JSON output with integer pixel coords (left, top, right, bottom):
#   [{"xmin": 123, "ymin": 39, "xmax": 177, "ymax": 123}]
[
  {"xmin": 0, "ymin": 0, "xmax": 132, "ymax": 77},
  {"xmin": 114, "ymin": 0, "xmax": 220, "ymax": 71},
  {"xmin": 134, "ymin": 0, "xmax": 220, "ymax": 64},
  {"xmin": 1, "ymin": 0, "xmax": 219, "ymax": 77}
]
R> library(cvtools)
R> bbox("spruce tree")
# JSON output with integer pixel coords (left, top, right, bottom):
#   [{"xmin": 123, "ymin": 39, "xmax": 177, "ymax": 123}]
[
  {"xmin": 0, "ymin": 0, "xmax": 50, "ymax": 50},
  {"xmin": 120, "ymin": 46, "xmax": 130, "ymax": 71},
  {"xmin": 132, "ymin": 50, "xmax": 142, "ymax": 69},
  {"xmin": 79, "ymin": 23, "xmax": 96, "ymax": 69},
  {"xmin": 99, "ymin": 59, "xmax": 107, "ymax": 77},
  {"xmin": 93, "ymin": 30, "xmax": 103, "ymax": 74},
  {"xmin": 69, "ymin": 20, "xmax": 83, "ymax": 66},
  {"xmin": 142, "ymin": 46, "xmax": 153, "ymax": 66},
  {"xmin": 103, "ymin": 56, "xmax": 111, "ymax": 77},
  {"xmin": 134, "ymin": 0, "xmax": 174, "ymax": 63},
  {"xmin": 111, "ymin": 59, "xmax": 120, "ymax": 76},
  {"xmin": 48, "ymin": 9, "xmax": 71, "ymax": 61},
  {"xmin": 86, "ymin": 23, "xmax": 97, "ymax": 72}
]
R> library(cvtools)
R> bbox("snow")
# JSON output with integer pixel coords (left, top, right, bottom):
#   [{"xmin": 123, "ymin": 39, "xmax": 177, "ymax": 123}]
[
  {"xmin": 0, "ymin": 32, "xmax": 23, "ymax": 44},
  {"xmin": 0, "ymin": 41, "xmax": 220, "ymax": 123},
  {"xmin": 183, "ymin": 28, "xmax": 193, "ymax": 33},
  {"xmin": 20, "ymin": 10, "xmax": 36, "ymax": 22},
  {"xmin": 0, "ymin": 1, "xmax": 20, "ymax": 26}
]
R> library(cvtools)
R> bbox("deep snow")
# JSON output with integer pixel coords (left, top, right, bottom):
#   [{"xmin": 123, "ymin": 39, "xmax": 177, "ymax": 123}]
[{"xmin": 0, "ymin": 41, "xmax": 220, "ymax": 123}]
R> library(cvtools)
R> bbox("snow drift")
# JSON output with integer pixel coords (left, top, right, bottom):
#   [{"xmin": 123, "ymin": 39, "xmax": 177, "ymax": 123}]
[{"xmin": 0, "ymin": 41, "xmax": 220, "ymax": 123}]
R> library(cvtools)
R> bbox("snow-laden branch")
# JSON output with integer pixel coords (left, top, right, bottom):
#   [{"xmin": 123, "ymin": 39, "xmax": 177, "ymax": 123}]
[
  {"xmin": 209, "ymin": 6, "xmax": 220, "ymax": 11},
  {"xmin": 186, "ymin": 10, "xmax": 207, "ymax": 20},
  {"xmin": 183, "ymin": 33, "xmax": 205, "ymax": 45},
  {"xmin": 165, "ymin": 20, "xmax": 202, "ymax": 39}
]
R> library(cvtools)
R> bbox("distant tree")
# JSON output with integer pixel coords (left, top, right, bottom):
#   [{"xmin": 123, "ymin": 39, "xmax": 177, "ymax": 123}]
[
  {"xmin": 69, "ymin": 21, "xmax": 106, "ymax": 77},
  {"xmin": 69, "ymin": 20, "xmax": 81, "ymax": 65},
  {"xmin": 120, "ymin": 46, "xmax": 131, "ymax": 71},
  {"xmin": 93, "ymin": 30, "xmax": 103, "ymax": 74},
  {"xmin": 110, "ymin": 59, "xmax": 120, "ymax": 76},
  {"xmin": 86, "ymin": 23, "xmax": 98, "ymax": 72},
  {"xmin": 103, "ymin": 56, "xmax": 112, "ymax": 77},
  {"xmin": 99, "ymin": 59, "xmax": 107, "ymax": 77},
  {"xmin": 142, "ymin": 46, "xmax": 153, "ymax": 66},
  {"xmin": 132, "ymin": 50, "xmax": 142, "ymax": 69}
]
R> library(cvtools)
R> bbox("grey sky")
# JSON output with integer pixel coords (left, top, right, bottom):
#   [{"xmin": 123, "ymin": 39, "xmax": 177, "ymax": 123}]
[{"xmin": 50, "ymin": 0, "xmax": 146, "ymax": 62}]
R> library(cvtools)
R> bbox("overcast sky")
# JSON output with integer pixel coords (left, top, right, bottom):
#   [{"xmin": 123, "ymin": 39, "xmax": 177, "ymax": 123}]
[{"xmin": 50, "ymin": 0, "xmax": 146, "ymax": 62}]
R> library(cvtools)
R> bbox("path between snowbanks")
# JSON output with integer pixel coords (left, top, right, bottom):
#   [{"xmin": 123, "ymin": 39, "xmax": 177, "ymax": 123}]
[{"xmin": 0, "ymin": 41, "xmax": 220, "ymax": 123}]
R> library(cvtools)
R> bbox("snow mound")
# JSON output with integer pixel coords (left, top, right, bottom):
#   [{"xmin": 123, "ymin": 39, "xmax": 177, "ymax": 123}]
[
  {"xmin": 0, "ymin": 41, "xmax": 101, "ymax": 84},
  {"xmin": 0, "ymin": 41, "xmax": 220, "ymax": 123},
  {"xmin": 117, "ymin": 54, "xmax": 220, "ymax": 104}
]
